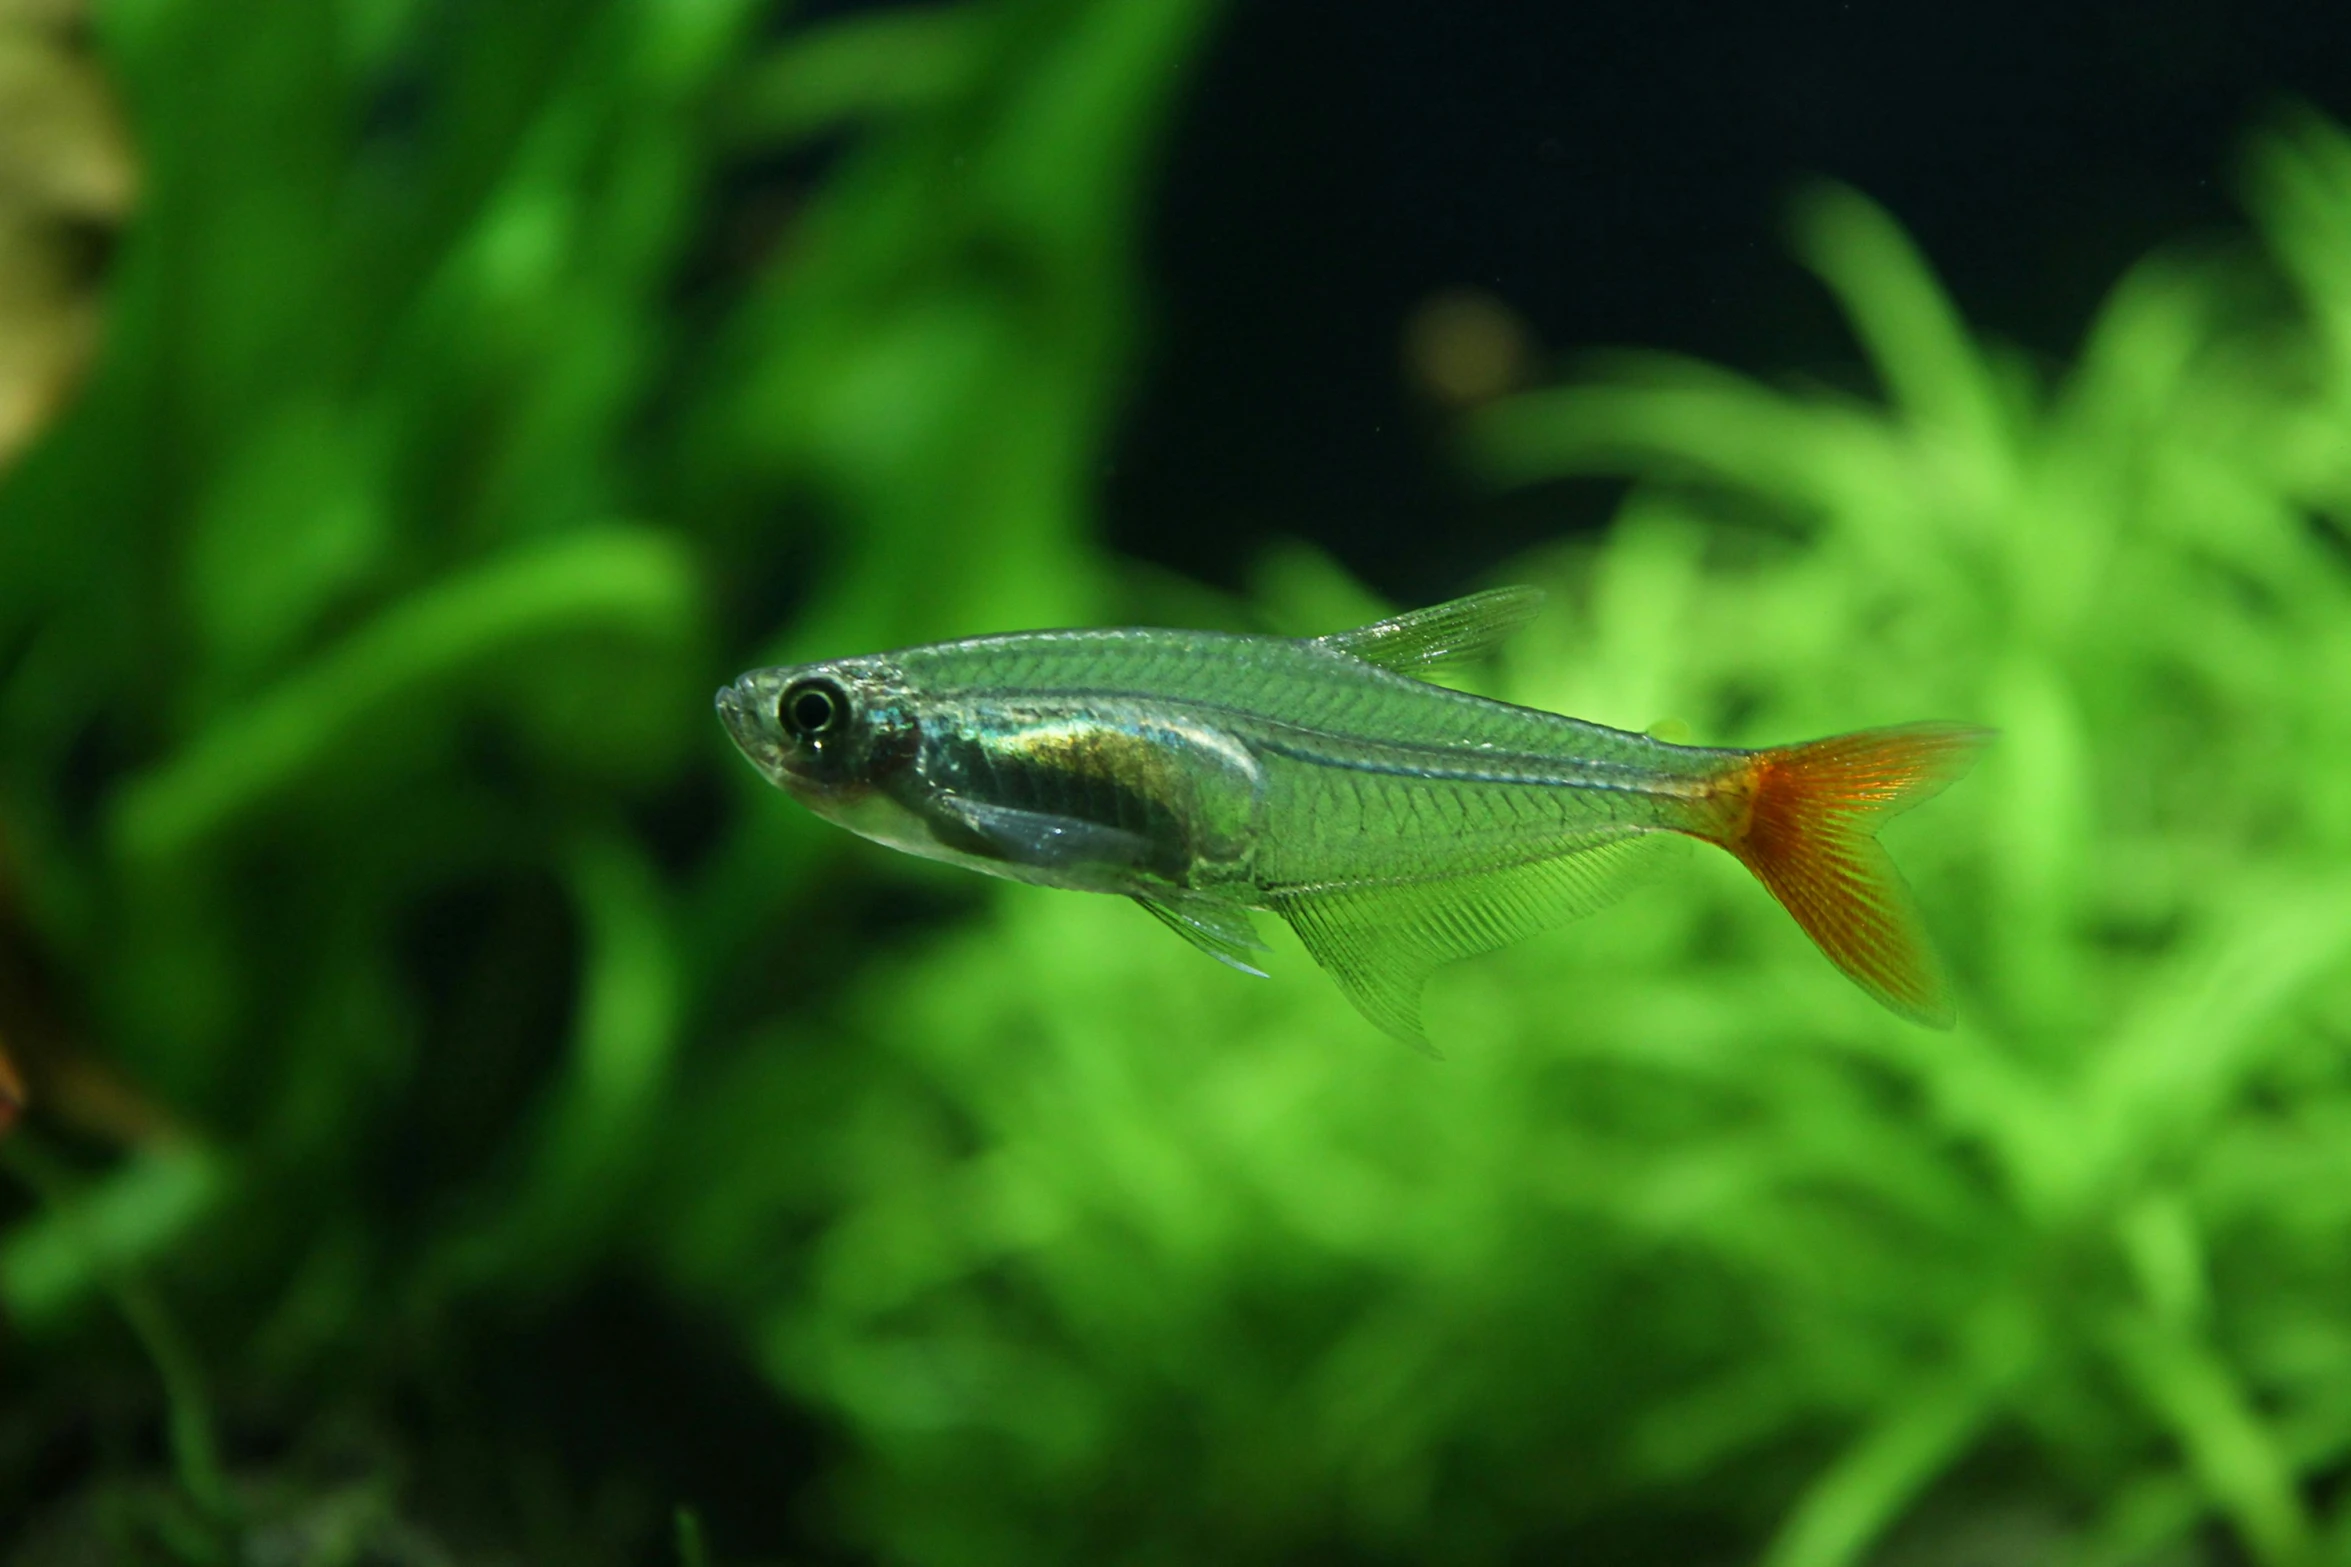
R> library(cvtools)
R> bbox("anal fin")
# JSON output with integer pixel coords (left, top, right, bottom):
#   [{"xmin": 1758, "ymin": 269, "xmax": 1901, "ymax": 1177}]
[{"xmin": 1268, "ymin": 831, "xmax": 1672, "ymax": 1053}]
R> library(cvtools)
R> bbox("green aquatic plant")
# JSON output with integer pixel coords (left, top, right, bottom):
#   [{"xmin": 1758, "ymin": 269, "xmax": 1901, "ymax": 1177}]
[
  {"xmin": 657, "ymin": 114, "xmax": 2351, "ymax": 1565},
  {"xmin": 10, "ymin": 0, "xmax": 2351, "ymax": 1560},
  {"xmin": 0, "ymin": 0, "xmax": 1216, "ymax": 1557}
]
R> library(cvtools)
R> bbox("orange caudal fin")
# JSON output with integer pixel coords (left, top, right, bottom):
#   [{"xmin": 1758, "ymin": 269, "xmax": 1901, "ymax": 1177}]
[{"xmin": 1719, "ymin": 722, "xmax": 1993, "ymax": 1028}]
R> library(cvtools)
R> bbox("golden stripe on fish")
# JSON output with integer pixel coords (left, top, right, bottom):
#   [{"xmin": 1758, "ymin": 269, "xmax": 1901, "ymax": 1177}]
[{"xmin": 935, "ymin": 714, "xmax": 1260, "ymax": 880}]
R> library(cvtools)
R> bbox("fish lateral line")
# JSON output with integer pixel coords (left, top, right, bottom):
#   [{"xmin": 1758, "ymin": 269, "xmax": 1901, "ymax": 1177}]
[
  {"xmin": 1239, "ymin": 728, "xmax": 1726, "ymax": 798},
  {"xmin": 924, "ymin": 687, "xmax": 1729, "ymax": 800}
]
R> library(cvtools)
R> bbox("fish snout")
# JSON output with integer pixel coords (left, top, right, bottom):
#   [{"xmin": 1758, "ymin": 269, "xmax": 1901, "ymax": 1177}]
[{"xmin": 715, "ymin": 676, "xmax": 766, "ymax": 754}]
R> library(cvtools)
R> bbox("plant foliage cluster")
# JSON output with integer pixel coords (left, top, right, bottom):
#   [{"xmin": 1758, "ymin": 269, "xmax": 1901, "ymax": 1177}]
[{"xmin": 1, "ymin": 2, "xmax": 2349, "ymax": 1564}]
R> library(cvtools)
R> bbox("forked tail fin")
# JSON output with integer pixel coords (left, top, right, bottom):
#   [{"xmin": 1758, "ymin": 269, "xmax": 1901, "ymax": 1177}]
[{"xmin": 1716, "ymin": 722, "xmax": 1992, "ymax": 1028}]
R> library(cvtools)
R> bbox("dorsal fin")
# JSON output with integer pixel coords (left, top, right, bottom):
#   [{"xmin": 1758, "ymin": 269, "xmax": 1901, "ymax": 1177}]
[{"xmin": 1313, "ymin": 586, "xmax": 1546, "ymax": 677}]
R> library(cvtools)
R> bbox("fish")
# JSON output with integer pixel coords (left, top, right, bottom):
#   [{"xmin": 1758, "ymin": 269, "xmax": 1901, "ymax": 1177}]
[{"xmin": 717, "ymin": 588, "xmax": 1990, "ymax": 1048}]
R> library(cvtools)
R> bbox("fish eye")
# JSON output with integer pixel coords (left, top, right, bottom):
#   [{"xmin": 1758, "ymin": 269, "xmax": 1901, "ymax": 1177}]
[{"xmin": 780, "ymin": 677, "xmax": 847, "ymax": 738}]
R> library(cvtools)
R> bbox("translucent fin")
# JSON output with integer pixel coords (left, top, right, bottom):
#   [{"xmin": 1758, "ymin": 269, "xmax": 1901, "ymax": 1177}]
[
  {"xmin": 930, "ymin": 795, "xmax": 1151, "ymax": 871},
  {"xmin": 1135, "ymin": 894, "xmax": 1270, "ymax": 977},
  {"xmin": 1314, "ymin": 586, "xmax": 1547, "ymax": 677},
  {"xmin": 1268, "ymin": 831, "xmax": 1672, "ymax": 1052},
  {"xmin": 1716, "ymin": 722, "xmax": 1993, "ymax": 1028}
]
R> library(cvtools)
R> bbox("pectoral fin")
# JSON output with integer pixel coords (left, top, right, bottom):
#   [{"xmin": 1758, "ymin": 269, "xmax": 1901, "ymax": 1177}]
[
  {"xmin": 1313, "ymin": 586, "xmax": 1546, "ymax": 677},
  {"xmin": 929, "ymin": 794, "xmax": 1152, "ymax": 873},
  {"xmin": 1135, "ymin": 893, "xmax": 1270, "ymax": 977},
  {"xmin": 1268, "ymin": 831, "xmax": 1672, "ymax": 1052}
]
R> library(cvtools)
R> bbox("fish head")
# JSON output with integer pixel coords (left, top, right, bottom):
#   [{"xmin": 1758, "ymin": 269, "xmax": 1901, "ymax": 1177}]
[{"xmin": 716, "ymin": 656, "xmax": 920, "ymax": 816}]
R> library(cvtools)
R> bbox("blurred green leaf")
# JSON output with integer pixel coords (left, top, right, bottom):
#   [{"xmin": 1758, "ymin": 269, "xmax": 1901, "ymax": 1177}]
[
  {"xmin": 110, "ymin": 526, "xmax": 699, "ymax": 864},
  {"xmin": 1, "ymin": 1140, "xmax": 223, "ymax": 1327},
  {"xmin": 726, "ymin": 7, "xmax": 993, "ymax": 145}
]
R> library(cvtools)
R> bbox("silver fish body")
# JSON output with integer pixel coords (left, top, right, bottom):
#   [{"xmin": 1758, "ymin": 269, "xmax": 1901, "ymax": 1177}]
[{"xmin": 720, "ymin": 590, "xmax": 1988, "ymax": 1045}]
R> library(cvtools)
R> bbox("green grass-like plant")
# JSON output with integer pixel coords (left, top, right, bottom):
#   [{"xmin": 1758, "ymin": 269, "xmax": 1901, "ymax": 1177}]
[
  {"xmin": 8, "ymin": 3, "xmax": 2351, "ymax": 1563},
  {"xmin": 656, "ymin": 114, "xmax": 2351, "ymax": 1567},
  {"xmin": 0, "ymin": 0, "xmax": 1215, "ymax": 1558}
]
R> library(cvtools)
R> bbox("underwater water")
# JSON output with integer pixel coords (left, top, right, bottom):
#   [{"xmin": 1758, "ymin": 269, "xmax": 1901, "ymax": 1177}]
[{"xmin": 2, "ymin": 2, "xmax": 2351, "ymax": 1564}]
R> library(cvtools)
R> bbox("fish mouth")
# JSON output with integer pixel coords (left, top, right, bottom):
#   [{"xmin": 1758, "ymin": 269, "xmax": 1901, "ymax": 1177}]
[
  {"xmin": 714, "ymin": 678, "xmax": 758, "ymax": 750},
  {"xmin": 715, "ymin": 675, "xmax": 786, "ymax": 769}
]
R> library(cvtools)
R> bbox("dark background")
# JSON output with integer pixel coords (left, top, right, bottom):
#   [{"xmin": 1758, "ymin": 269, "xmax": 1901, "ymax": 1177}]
[{"xmin": 1111, "ymin": 0, "xmax": 2345, "ymax": 598}]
